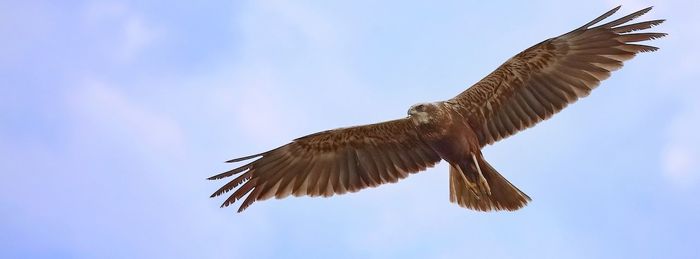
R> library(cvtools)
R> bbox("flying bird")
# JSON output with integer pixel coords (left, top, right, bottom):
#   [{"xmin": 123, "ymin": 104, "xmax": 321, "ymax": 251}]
[{"xmin": 209, "ymin": 6, "xmax": 665, "ymax": 212}]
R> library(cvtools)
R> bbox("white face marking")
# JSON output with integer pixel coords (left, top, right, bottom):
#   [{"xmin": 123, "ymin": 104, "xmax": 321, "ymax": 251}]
[
  {"xmin": 414, "ymin": 112, "xmax": 431, "ymax": 124},
  {"xmin": 408, "ymin": 102, "xmax": 435, "ymax": 124}
]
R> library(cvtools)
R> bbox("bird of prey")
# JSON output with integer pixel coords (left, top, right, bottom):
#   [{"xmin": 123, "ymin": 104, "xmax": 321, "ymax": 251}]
[{"xmin": 209, "ymin": 6, "xmax": 665, "ymax": 213}]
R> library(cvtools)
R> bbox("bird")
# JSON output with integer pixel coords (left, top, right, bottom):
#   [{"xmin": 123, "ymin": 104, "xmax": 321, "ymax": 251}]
[{"xmin": 209, "ymin": 6, "xmax": 666, "ymax": 213}]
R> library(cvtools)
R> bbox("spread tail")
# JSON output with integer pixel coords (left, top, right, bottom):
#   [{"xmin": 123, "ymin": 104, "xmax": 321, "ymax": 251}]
[{"xmin": 449, "ymin": 154, "xmax": 531, "ymax": 211}]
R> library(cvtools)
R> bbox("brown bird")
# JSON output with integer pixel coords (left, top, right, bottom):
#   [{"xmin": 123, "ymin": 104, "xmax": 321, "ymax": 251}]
[{"xmin": 209, "ymin": 6, "xmax": 665, "ymax": 213}]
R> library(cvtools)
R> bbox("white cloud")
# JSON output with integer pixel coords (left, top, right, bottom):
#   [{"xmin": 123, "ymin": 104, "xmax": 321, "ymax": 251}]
[
  {"xmin": 120, "ymin": 15, "xmax": 158, "ymax": 59},
  {"xmin": 82, "ymin": 1, "xmax": 161, "ymax": 61},
  {"xmin": 234, "ymin": 1, "xmax": 368, "ymax": 101},
  {"xmin": 68, "ymin": 79, "xmax": 185, "ymax": 154},
  {"xmin": 257, "ymin": 1, "xmax": 340, "ymax": 50},
  {"xmin": 604, "ymin": 0, "xmax": 649, "ymax": 10},
  {"xmin": 212, "ymin": 67, "xmax": 310, "ymax": 145},
  {"xmin": 199, "ymin": 1, "xmax": 369, "ymax": 147},
  {"xmin": 83, "ymin": 1, "xmax": 127, "ymax": 20},
  {"xmin": 662, "ymin": 146, "xmax": 696, "ymax": 184},
  {"xmin": 662, "ymin": 101, "xmax": 700, "ymax": 188}
]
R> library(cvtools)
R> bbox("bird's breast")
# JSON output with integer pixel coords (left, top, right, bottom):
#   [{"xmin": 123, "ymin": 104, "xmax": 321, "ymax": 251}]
[{"xmin": 416, "ymin": 111, "xmax": 480, "ymax": 162}]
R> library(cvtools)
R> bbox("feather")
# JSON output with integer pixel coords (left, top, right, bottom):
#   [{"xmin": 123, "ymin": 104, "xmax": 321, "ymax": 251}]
[
  {"xmin": 612, "ymin": 20, "xmax": 665, "ymax": 33},
  {"xmin": 225, "ymin": 151, "xmax": 267, "ymax": 163},
  {"xmin": 576, "ymin": 6, "xmax": 620, "ymax": 30},
  {"xmin": 596, "ymin": 7, "xmax": 652, "ymax": 29},
  {"xmin": 207, "ymin": 161, "xmax": 253, "ymax": 180},
  {"xmin": 450, "ymin": 6, "xmax": 664, "ymax": 147}
]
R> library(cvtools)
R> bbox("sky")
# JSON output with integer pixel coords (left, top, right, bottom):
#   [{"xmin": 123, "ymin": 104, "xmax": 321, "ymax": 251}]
[{"xmin": 1, "ymin": 0, "xmax": 699, "ymax": 258}]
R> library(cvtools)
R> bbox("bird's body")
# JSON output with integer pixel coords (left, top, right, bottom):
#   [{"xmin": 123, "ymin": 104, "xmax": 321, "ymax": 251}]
[
  {"xmin": 210, "ymin": 6, "xmax": 665, "ymax": 213},
  {"xmin": 409, "ymin": 102, "xmax": 527, "ymax": 210}
]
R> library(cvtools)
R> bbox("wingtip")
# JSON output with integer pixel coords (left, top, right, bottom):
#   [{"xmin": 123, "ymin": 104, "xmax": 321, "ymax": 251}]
[
  {"xmin": 236, "ymin": 202, "xmax": 251, "ymax": 213},
  {"xmin": 653, "ymin": 19, "xmax": 667, "ymax": 29},
  {"xmin": 609, "ymin": 5, "xmax": 622, "ymax": 15},
  {"xmin": 575, "ymin": 5, "xmax": 623, "ymax": 31},
  {"xmin": 638, "ymin": 6, "xmax": 654, "ymax": 15},
  {"xmin": 225, "ymin": 156, "xmax": 250, "ymax": 163},
  {"xmin": 657, "ymin": 19, "xmax": 666, "ymax": 25},
  {"xmin": 225, "ymin": 151, "xmax": 268, "ymax": 163},
  {"xmin": 632, "ymin": 6, "xmax": 654, "ymax": 18}
]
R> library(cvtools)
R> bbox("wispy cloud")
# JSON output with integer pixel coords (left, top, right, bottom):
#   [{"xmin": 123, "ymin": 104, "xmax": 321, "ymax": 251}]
[
  {"xmin": 604, "ymin": 0, "xmax": 649, "ymax": 9},
  {"xmin": 68, "ymin": 79, "xmax": 185, "ymax": 154},
  {"xmin": 662, "ymin": 100, "xmax": 700, "ymax": 188},
  {"xmin": 121, "ymin": 15, "xmax": 159, "ymax": 60},
  {"xmin": 82, "ymin": 1, "xmax": 162, "ymax": 61},
  {"xmin": 207, "ymin": 1, "xmax": 370, "ymax": 146},
  {"xmin": 212, "ymin": 67, "xmax": 310, "ymax": 145}
]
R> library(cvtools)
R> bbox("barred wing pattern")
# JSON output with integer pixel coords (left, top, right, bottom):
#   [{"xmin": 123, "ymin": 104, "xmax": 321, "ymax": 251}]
[
  {"xmin": 209, "ymin": 118, "xmax": 441, "ymax": 212},
  {"xmin": 452, "ymin": 6, "xmax": 666, "ymax": 147}
]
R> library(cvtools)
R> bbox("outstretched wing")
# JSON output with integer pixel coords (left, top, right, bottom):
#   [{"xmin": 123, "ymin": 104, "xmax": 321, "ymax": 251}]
[
  {"xmin": 451, "ymin": 6, "xmax": 666, "ymax": 147},
  {"xmin": 209, "ymin": 118, "xmax": 441, "ymax": 212}
]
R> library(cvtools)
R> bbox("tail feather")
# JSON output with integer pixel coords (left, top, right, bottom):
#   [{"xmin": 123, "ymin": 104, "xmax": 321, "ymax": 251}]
[{"xmin": 449, "ymin": 156, "xmax": 530, "ymax": 211}]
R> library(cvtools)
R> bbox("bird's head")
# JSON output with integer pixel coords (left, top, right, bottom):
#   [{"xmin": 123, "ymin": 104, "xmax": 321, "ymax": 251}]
[{"xmin": 408, "ymin": 102, "xmax": 440, "ymax": 124}]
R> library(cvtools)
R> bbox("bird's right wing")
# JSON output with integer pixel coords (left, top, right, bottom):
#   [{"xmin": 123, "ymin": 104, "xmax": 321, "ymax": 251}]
[
  {"xmin": 209, "ymin": 118, "xmax": 441, "ymax": 212},
  {"xmin": 450, "ymin": 6, "xmax": 665, "ymax": 147}
]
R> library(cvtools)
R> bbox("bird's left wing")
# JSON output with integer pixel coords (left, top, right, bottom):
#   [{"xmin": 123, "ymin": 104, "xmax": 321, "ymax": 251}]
[
  {"xmin": 450, "ymin": 6, "xmax": 665, "ymax": 147},
  {"xmin": 209, "ymin": 118, "xmax": 441, "ymax": 212}
]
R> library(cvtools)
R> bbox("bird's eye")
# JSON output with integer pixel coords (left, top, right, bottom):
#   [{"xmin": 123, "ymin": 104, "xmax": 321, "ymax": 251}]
[{"xmin": 417, "ymin": 104, "xmax": 424, "ymax": 110}]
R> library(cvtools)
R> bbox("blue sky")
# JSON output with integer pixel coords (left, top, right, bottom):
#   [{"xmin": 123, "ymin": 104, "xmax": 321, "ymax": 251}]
[{"xmin": 2, "ymin": 1, "xmax": 698, "ymax": 258}]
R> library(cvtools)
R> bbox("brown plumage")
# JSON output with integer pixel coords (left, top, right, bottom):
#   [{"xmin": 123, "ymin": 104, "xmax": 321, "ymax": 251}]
[{"xmin": 209, "ymin": 6, "xmax": 665, "ymax": 213}]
